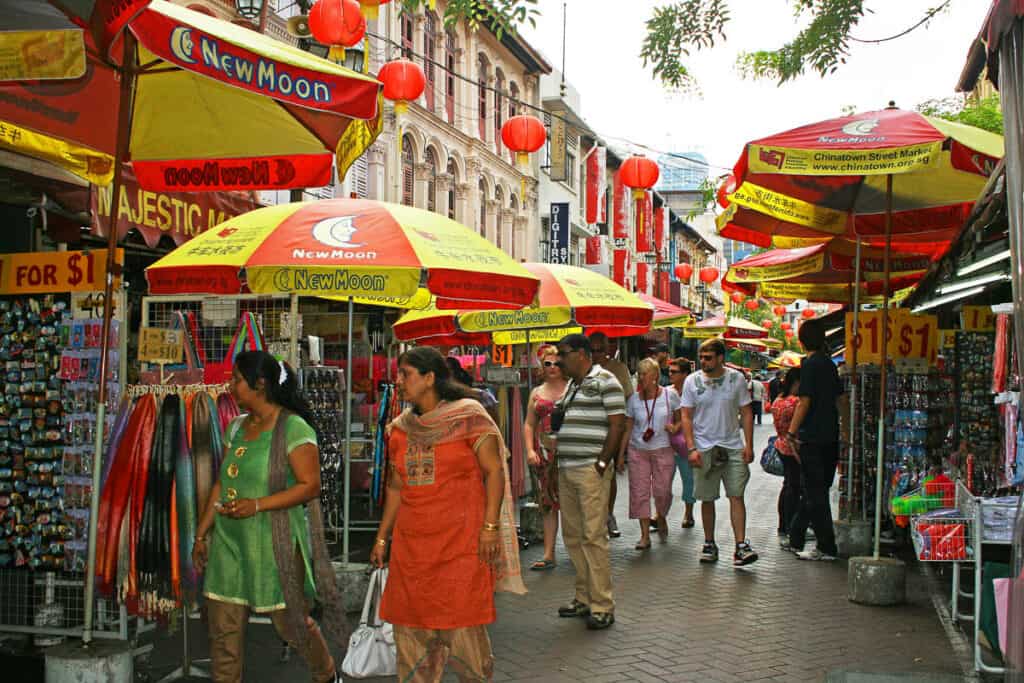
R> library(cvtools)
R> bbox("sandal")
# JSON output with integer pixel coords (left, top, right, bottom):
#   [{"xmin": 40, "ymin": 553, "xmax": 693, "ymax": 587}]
[
  {"xmin": 657, "ymin": 517, "xmax": 669, "ymax": 542},
  {"xmin": 530, "ymin": 559, "xmax": 556, "ymax": 571},
  {"xmin": 635, "ymin": 540, "xmax": 651, "ymax": 551},
  {"xmin": 681, "ymin": 518, "xmax": 696, "ymax": 529}
]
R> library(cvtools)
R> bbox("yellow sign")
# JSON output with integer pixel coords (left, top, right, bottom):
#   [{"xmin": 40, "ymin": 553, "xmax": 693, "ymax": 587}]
[
  {"xmin": 491, "ymin": 344, "xmax": 513, "ymax": 368},
  {"xmin": 460, "ymin": 307, "xmax": 573, "ymax": 333},
  {"xmin": 845, "ymin": 310, "xmax": 938, "ymax": 365},
  {"xmin": 139, "ymin": 328, "xmax": 184, "ymax": 364},
  {"xmin": 748, "ymin": 141, "xmax": 943, "ymax": 176},
  {"xmin": 0, "ymin": 30, "xmax": 86, "ymax": 81},
  {"xmin": 962, "ymin": 305, "xmax": 995, "ymax": 331},
  {"xmin": 939, "ymin": 329, "xmax": 957, "ymax": 349},
  {"xmin": 728, "ymin": 182, "xmax": 846, "ymax": 233},
  {"xmin": 0, "ymin": 250, "xmax": 122, "ymax": 295},
  {"xmin": 492, "ymin": 327, "xmax": 581, "ymax": 345},
  {"xmin": 727, "ymin": 253, "xmax": 825, "ymax": 283}
]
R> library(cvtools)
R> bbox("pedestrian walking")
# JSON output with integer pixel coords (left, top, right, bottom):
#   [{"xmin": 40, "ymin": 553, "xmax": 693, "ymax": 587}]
[
  {"xmin": 652, "ymin": 342, "xmax": 672, "ymax": 386},
  {"xmin": 780, "ymin": 320, "xmax": 842, "ymax": 561},
  {"xmin": 524, "ymin": 345, "xmax": 567, "ymax": 570},
  {"xmin": 749, "ymin": 373, "xmax": 765, "ymax": 425},
  {"xmin": 768, "ymin": 369, "xmax": 784, "ymax": 406},
  {"xmin": 553, "ymin": 333, "xmax": 625, "ymax": 630},
  {"xmin": 617, "ymin": 358, "xmax": 682, "ymax": 550},
  {"xmin": 771, "ymin": 368, "xmax": 802, "ymax": 547},
  {"xmin": 193, "ymin": 351, "xmax": 346, "ymax": 683},
  {"xmin": 372, "ymin": 347, "xmax": 522, "ymax": 680},
  {"xmin": 679, "ymin": 338, "xmax": 758, "ymax": 567},
  {"xmin": 667, "ymin": 358, "xmax": 696, "ymax": 528},
  {"xmin": 589, "ymin": 332, "xmax": 633, "ymax": 540}
]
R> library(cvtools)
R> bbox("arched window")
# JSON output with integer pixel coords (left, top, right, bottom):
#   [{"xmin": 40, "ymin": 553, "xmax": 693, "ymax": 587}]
[
  {"xmin": 478, "ymin": 178, "xmax": 488, "ymax": 237},
  {"xmin": 445, "ymin": 31, "xmax": 457, "ymax": 125},
  {"xmin": 477, "ymin": 55, "xmax": 489, "ymax": 140},
  {"xmin": 402, "ymin": 135, "xmax": 415, "ymax": 207},
  {"xmin": 509, "ymin": 81, "xmax": 519, "ymax": 118},
  {"xmin": 424, "ymin": 147, "xmax": 438, "ymax": 213},
  {"xmin": 494, "ymin": 69, "xmax": 505, "ymax": 154},
  {"xmin": 400, "ymin": 10, "xmax": 414, "ymax": 59},
  {"xmin": 494, "ymin": 186, "xmax": 504, "ymax": 249},
  {"xmin": 424, "ymin": 13, "xmax": 437, "ymax": 111},
  {"xmin": 447, "ymin": 158, "xmax": 459, "ymax": 220}
]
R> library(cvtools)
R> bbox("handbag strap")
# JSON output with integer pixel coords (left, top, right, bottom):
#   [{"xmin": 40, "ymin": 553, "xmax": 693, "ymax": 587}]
[{"xmin": 359, "ymin": 568, "xmax": 380, "ymax": 626}]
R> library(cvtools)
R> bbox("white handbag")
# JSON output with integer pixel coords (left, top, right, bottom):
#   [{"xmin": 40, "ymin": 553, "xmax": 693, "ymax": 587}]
[{"xmin": 341, "ymin": 568, "xmax": 397, "ymax": 678}]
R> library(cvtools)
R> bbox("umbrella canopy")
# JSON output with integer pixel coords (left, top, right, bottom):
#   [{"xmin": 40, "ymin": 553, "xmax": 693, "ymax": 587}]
[
  {"xmin": 394, "ymin": 263, "xmax": 654, "ymax": 342},
  {"xmin": 636, "ymin": 292, "xmax": 692, "ymax": 329},
  {"xmin": 146, "ymin": 199, "xmax": 540, "ymax": 309},
  {"xmin": 769, "ymin": 351, "xmax": 805, "ymax": 368},
  {"xmin": 725, "ymin": 337, "xmax": 781, "ymax": 353},
  {"xmin": 0, "ymin": 0, "xmax": 382, "ymax": 187},
  {"xmin": 683, "ymin": 315, "xmax": 768, "ymax": 340},
  {"xmin": 0, "ymin": 0, "xmax": 86, "ymax": 81}
]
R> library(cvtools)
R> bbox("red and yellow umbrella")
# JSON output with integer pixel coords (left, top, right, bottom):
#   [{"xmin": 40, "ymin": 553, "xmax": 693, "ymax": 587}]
[
  {"xmin": 636, "ymin": 292, "xmax": 692, "ymax": 329},
  {"xmin": 146, "ymin": 199, "xmax": 540, "ymax": 309},
  {"xmin": 393, "ymin": 263, "xmax": 653, "ymax": 344},
  {"xmin": 683, "ymin": 315, "xmax": 768, "ymax": 340}
]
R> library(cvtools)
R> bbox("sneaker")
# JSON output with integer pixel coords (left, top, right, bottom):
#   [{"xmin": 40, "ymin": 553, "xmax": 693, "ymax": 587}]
[
  {"xmin": 733, "ymin": 541, "xmax": 759, "ymax": 566},
  {"xmin": 796, "ymin": 548, "xmax": 837, "ymax": 562},
  {"xmin": 557, "ymin": 599, "xmax": 590, "ymax": 618},
  {"xmin": 699, "ymin": 541, "xmax": 719, "ymax": 563},
  {"xmin": 586, "ymin": 612, "xmax": 615, "ymax": 630},
  {"xmin": 607, "ymin": 514, "xmax": 621, "ymax": 538},
  {"xmin": 778, "ymin": 534, "xmax": 790, "ymax": 549}
]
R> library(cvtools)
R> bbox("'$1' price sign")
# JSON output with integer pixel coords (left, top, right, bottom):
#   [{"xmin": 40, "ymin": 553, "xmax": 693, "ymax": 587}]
[
  {"xmin": 0, "ymin": 249, "xmax": 121, "ymax": 295},
  {"xmin": 845, "ymin": 310, "xmax": 937, "ymax": 365}
]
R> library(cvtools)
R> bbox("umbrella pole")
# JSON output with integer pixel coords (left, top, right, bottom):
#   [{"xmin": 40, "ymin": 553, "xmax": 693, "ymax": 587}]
[
  {"xmin": 526, "ymin": 330, "xmax": 533, "ymax": 395},
  {"xmin": 84, "ymin": 32, "xmax": 137, "ymax": 646},
  {"xmin": 873, "ymin": 175, "xmax": 894, "ymax": 560},
  {"xmin": 289, "ymin": 294, "xmax": 299, "ymax": 366},
  {"xmin": 849, "ymin": 239, "xmax": 861, "ymax": 522},
  {"xmin": 343, "ymin": 296, "xmax": 354, "ymax": 565}
]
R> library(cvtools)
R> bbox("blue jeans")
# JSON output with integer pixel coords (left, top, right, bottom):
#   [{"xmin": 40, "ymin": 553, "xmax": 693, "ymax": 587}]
[{"xmin": 674, "ymin": 453, "xmax": 696, "ymax": 505}]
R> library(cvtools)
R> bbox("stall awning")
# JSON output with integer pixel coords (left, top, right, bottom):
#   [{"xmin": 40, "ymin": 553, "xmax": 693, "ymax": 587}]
[{"xmin": 957, "ymin": 0, "xmax": 1023, "ymax": 91}]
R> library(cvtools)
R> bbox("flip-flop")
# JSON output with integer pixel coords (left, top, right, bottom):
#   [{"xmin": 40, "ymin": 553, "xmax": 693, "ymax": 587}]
[
  {"xmin": 530, "ymin": 559, "xmax": 556, "ymax": 571},
  {"xmin": 657, "ymin": 519, "xmax": 669, "ymax": 542},
  {"xmin": 635, "ymin": 541, "xmax": 652, "ymax": 551},
  {"xmin": 681, "ymin": 519, "xmax": 696, "ymax": 529}
]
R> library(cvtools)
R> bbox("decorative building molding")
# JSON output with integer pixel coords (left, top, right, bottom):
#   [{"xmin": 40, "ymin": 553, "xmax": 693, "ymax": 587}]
[
  {"xmin": 414, "ymin": 163, "xmax": 434, "ymax": 181},
  {"xmin": 435, "ymin": 174, "xmax": 453, "ymax": 190},
  {"xmin": 455, "ymin": 183, "xmax": 471, "ymax": 200}
]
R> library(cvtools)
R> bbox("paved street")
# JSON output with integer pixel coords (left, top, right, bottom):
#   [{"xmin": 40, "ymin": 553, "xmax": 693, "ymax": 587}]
[{"xmin": 145, "ymin": 419, "xmax": 967, "ymax": 682}]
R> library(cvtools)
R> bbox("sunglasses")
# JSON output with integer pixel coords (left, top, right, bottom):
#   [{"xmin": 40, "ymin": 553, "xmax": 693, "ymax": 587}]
[
  {"xmin": 543, "ymin": 361, "xmax": 558, "ymax": 367},
  {"xmin": 699, "ymin": 354, "xmax": 716, "ymax": 360},
  {"xmin": 668, "ymin": 369, "xmax": 686, "ymax": 374}
]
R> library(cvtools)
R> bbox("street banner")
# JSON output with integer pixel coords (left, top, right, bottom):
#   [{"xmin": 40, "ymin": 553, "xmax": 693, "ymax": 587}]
[
  {"xmin": 549, "ymin": 116, "xmax": 567, "ymax": 182},
  {"xmin": 0, "ymin": 249, "xmax": 122, "ymax": 294},
  {"xmin": 586, "ymin": 145, "xmax": 606, "ymax": 224},
  {"xmin": 132, "ymin": 153, "xmax": 334, "ymax": 192},
  {"xmin": 654, "ymin": 206, "xmax": 666, "ymax": 253},
  {"xmin": 613, "ymin": 169, "xmax": 627, "ymax": 240},
  {"xmin": 613, "ymin": 248, "xmax": 628, "ymax": 287},
  {"xmin": 548, "ymin": 202, "xmax": 570, "ymax": 265},
  {"xmin": 636, "ymin": 191, "xmax": 652, "ymax": 252},
  {"xmin": 636, "ymin": 261, "xmax": 648, "ymax": 294},
  {"xmin": 658, "ymin": 270, "xmax": 670, "ymax": 300},
  {"xmin": 91, "ymin": 164, "xmax": 261, "ymax": 248},
  {"xmin": 585, "ymin": 234, "xmax": 603, "ymax": 265}
]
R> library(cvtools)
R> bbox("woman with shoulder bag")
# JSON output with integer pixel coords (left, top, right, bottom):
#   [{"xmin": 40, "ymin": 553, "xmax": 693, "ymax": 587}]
[
  {"xmin": 771, "ymin": 367, "xmax": 803, "ymax": 549},
  {"xmin": 617, "ymin": 358, "xmax": 683, "ymax": 549}
]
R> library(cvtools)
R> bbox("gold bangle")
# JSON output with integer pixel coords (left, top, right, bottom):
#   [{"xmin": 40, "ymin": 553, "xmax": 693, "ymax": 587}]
[
  {"xmin": 375, "ymin": 538, "xmax": 387, "ymax": 547},
  {"xmin": 482, "ymin": 522, "xmax": 499, "ymax": 532}
]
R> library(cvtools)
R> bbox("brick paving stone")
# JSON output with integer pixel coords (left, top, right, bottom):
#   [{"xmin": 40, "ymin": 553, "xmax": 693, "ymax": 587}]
[{"xmin": 140, "ymin": 418, "xmax": 967, "ymax": 682}]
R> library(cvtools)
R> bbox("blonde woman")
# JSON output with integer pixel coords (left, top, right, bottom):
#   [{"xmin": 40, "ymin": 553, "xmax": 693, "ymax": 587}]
[
  {"xmin": 523, "ymin": 344, "xmax": 567, "ymax": 569},
  {"xmin": 616, "ymin": 358, "xmax": 682, "ymax": 549}
]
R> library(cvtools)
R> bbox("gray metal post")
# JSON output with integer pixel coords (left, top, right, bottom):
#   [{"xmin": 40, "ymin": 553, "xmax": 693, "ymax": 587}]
[
  {"xmin": 343, "ymin": 296, "xmax": 355, "ymax": 564},
  {"xmin": 873, "ymin": 175, "xmax": 894, "ymax": 560},
  {"xmin": 848, "ymin": 239, "xmax": 861, "ymax": 520},
  {"xmin": 288, "ymin": 293, "xmax": 299, "ymax": 367}
]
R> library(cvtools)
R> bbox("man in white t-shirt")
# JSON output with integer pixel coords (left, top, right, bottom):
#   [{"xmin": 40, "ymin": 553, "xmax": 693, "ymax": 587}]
[
  {"xmin": 748, "ymin": 373, "xmax": 765, "ymax": 426},
  {"xmin": 680, "ymin": 338, "xmax": 757, "ymax": 567}
]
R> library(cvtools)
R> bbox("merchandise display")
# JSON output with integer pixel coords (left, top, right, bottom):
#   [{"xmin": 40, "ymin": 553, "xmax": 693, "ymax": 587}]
[
  {"xmin": 955, "ymin": 331, "xmax": 1002, "ymax": 493},
  {"xmin": 302, "ymin": 366, "xmax": 345, "ymax": 528}
]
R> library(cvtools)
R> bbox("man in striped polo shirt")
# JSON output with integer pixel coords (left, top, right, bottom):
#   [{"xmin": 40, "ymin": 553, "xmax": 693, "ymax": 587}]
[{"xmin": 553, "ymin": 333, "xmax": 625, "ymax": 630}]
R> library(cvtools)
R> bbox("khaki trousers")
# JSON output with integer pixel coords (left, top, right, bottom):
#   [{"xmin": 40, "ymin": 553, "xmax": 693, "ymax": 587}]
[
  {"xmin": 558, "ymin": 464, "xmax": 614, "ymax": 613},
  {"xmin": 207, "ymin": 599, "xmax": 335, "ymax": 683},
  {"xmin": 395, "ymin": 624, "xmax": 494, "ymax": 682}
]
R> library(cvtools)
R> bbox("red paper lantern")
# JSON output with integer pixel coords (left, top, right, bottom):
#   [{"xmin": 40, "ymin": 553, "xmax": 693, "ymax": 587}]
[
  {"xmin": 378, "ymin": 59, "xmax": 425, "ymax": 114},
  {"xmin": 780, "ymin": 322, "xmax": 792, "ymax": 331},
  {"xmin": 699, "ymin": 267, "xmax": 720, "ymax": 284},
  {"xmin": 785, "ymin": 330, "xmax": 795, "ymax": 339},
  {"xmin": 358, "ymin": 0, "xmax": 391, "ymax": 20},
  {"xmin": 675, "ymin": 263, "xmax": 693, "ymax": 282},
  {"xmin": 745, "ymin": 299, "xmax": 760, "ymax": 311},
  {"xmin": 730, "ymin": 291, "xmax": 745, "ymax": 305},
  {"xmin": 309, "ymin": 0, "xmax": 365, "ymax": 61},
  {"xmin": 761, "ymin": 319, "xmax": 774, "ymax": 329},
  {"xmin": 801, "ymin": 308, "xmax": 816, "ymax": 319},
  {"xmin": 501, "ymin": 115, "xmax": 546, "ymax": 167},
  {"xmin": 772, "ymin": 305, "xmax": 787, "ymax": 317}
]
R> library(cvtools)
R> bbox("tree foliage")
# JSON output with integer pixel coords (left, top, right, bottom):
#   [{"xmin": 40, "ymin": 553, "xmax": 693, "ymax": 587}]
[{"xmin": 916, "ymin": 94, "xmax": 1004, "ymax": 135}]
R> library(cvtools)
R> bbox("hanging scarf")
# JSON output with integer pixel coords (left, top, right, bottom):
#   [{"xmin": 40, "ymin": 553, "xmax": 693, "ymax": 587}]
[
  {"xmin": 372, "ymin": 385, "xmax": 392, "ymax": 503},
  {"xmin": 137, "ymin": 395, "xmax": 180, "ymax": 618},
  {"xmin": 101, "ymin": 396, "xmax": 135, "ymax": 488},
  {"xmin": 175, "ymin": 395, "xmax": 198, "ymax": 602},
  {"xmin": 391, "ymin": 399, "xmax": 527, "ymax": 595},
  {"xmin": 269, "ymin": 410, "xmax": 350, "ymax": 652},
  {"xmin": 190, "ymin": 393, "xmax": 219, "ymax": 530},
  {"xmin": 96, "ymin": 394, "xmax": 156, "ymax": 598}
]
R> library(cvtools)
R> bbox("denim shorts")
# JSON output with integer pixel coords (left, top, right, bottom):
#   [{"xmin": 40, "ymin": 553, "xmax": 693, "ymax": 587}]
[{"xmin": 693, "ymin": 446, "xmax": 749, "ymax": 501}]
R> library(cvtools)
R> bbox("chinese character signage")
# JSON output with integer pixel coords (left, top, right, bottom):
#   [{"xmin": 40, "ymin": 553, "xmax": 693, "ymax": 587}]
[
  {"xmin": 548, "ymin": 202, "xmax": 570, "ymax": 265},
  {"xmin": 586, "ymin": 146, "xmax": 607, "ymax": 225}
]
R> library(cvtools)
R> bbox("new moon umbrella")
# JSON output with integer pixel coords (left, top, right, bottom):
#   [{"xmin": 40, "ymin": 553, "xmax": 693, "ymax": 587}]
[
  {"xmin": 724, "ymin": 106, "xmax": 1005, "ymax": 559},
  {"xmin": 636, "ymin": 292, "xmax": 693, "ymax": 329},
  {"xmin": 683, "ymin": 315, "xmax": 769, "ymax": 340},
  {"xmin": 147, "ymin": 199, "xmax": 541, "ymax": 566}
]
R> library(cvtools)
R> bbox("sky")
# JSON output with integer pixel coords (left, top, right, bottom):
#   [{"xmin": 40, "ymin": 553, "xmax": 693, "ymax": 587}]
[{"xmin": 519, "ymin": 0, "xmax": 991, "ymax": 175}]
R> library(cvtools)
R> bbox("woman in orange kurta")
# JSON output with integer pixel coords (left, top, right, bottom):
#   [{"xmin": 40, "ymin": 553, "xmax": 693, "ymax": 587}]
[{"xmin": 372, "ymin": 347, "xmax": 525, "ymax": 682}]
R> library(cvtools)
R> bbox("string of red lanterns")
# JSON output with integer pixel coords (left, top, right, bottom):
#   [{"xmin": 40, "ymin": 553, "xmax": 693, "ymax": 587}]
[
  {"xmin": 801, "ymin": 308, "xmax": 816, "ymax": 319},
  {"xmin": 744, "ymin": 299, "xmax": 760, "ymax": 311},
  {"xmin": 674, "ymin": 263, "xmax": 693, "ymax": 282},
  {"xmin": 772, "ymin": 305, "xmax": 787, "ymax": 317}
]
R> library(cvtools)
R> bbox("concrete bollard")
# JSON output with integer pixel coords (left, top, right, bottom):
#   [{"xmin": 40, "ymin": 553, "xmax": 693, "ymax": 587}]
[
  {"xmin": 848, "ymin": 556, "xmax": 906, "ymax": 606},
  {"xmin": 334, "ymin": 561, "xmax": 372, "ymax": 614},
  {"xmin": 45, "ymin": 639, "xmax": 133, "ymax": 683},
  {"xmin": 834, "ymin": 520, "xmax": 873, "ymax": 558}
]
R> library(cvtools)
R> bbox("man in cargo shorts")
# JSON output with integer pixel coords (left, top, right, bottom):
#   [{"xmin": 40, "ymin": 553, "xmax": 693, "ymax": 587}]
[{"xmin": 679, "ymin": 338, "xmax": 758, "ymax": 566}]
